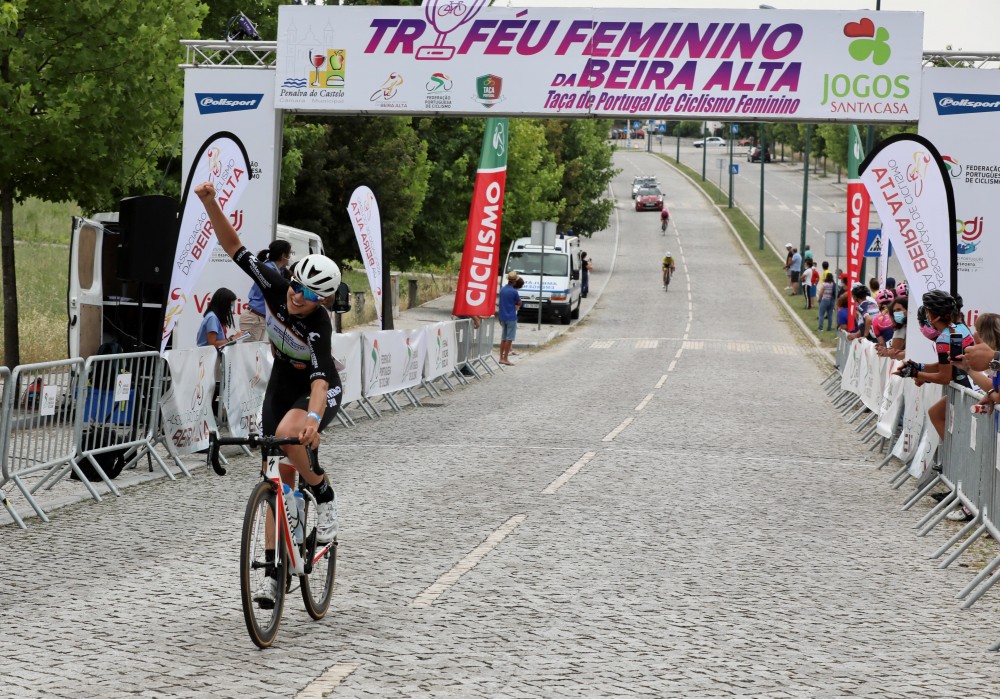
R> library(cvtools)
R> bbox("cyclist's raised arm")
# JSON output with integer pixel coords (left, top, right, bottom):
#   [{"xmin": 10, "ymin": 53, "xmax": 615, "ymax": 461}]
[{"xmin": 195, "ymin": 181, "xmax": 242, "ymax": 259}]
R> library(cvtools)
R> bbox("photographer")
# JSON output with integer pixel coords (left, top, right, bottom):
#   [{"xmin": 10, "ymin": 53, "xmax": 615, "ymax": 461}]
[{"xmin": 895, "ymin": 290, "xmax": 974, "ymax": 439}]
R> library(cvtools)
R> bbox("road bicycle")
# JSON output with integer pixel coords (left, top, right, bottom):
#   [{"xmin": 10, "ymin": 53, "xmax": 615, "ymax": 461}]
[
  {"xmin": 662, "ymin": 267, "xmax": 672, "ymax": 291},
  {"xmin": 660, "ymin": 215, "xmax": 669, "ymax": 234},
  {"xmin": 208, "ymin": 432, "xmax": 337, "ymax": 649},
  {"xmin": 437, "ymin": 1, "xmax": 467, "ymax": 16}
]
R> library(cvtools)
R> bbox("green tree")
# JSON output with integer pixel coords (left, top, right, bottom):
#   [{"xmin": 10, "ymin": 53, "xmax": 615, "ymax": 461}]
[
  {"xmin": 409, "ymin": 117, "xmax": 481, "ymax": 265},
  {"xmin": 543, "ymin": 119, "xmax": 616, "ymax": 238},
  {"xmin": 501, "ymin": 119, "xmax": 564, "ymax": 250},
  {"xmin": 0, "ymin": 0, "xmax": 204, "ymax": 365},
  {"xmin": 816, "ymin": 124, "xmax": 849, "ymax": 170},
  {"xmin": 279, "ymin": 116, "xmax": 430, "ymax": 270}
]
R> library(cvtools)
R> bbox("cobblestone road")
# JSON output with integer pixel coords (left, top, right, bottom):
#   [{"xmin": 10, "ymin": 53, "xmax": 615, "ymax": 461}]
[{"xmin": 3, "ymin": 152, "xmax": 1000, "ymax": 697}]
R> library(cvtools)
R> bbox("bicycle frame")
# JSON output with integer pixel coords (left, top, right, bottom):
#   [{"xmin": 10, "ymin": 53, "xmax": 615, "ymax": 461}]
[{"xmin": 260, "ymin": 455, "xmax": 335, "ymax": 576}]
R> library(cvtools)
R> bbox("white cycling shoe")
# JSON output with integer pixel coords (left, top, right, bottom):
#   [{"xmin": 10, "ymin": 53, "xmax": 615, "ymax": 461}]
[{"xmin": 253, "ymin": 575, "xmax": 277, "ymax": 609}]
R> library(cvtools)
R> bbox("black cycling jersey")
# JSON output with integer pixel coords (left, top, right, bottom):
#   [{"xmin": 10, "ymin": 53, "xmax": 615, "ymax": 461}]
[
  {"xmin": 233, "ymin": 247, "xmax": 342, "ymax": 434},
  {"xmin": 234, "ymin": 247, "xmax": 337, "ymax": 384}
]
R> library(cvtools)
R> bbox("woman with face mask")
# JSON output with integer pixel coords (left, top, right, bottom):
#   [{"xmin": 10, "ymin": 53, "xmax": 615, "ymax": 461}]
[
  {"xmin": 878, "ymin": 297, "xmax": 907, "ymax": 359},
  {"xmin": 896, "ymin": 290, "xmax": 974, "ymax": 439}
]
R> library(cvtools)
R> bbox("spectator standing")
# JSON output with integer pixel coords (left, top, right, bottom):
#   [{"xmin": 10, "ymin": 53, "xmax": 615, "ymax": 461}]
[
  {"xmin": 802, "ymin": 259, "xmax": 819, "ymax": 310},
  {"xmin": 870, "ymin": 289, "xmax": 896, "ymax": 346},
  {"xmin": 817, "ymin": 272, "xmax": 836, "ymax": 331},
  {"xmin": 803, "ymin": 244, "xmax": 813, "ymax": 264},
  {"xmin": 497, "ymin": 272, "xmax": 521, "ymax": 366},
  {"xmin": 197, "ymin": 287, "xmax": 237, "ymax": 349},
  {"xmin": 878, "ymin": 296, "xmax": 907, "ymax": 359},
  {"xmin": 836, "ymin": 293, "xmax": 850, "ymax": 332},
  {"xmin": 580, "ymin": 251, "xmax": 592, "ymax": 298},
  {"xmin": 847, "ymin": 284, "xmax": 878, "ymax": 341},
  {"xmin": 783, "ymin": 243, "xmax": 794, "ymax": 290},
  {"xmin": 244, "ymin": 240, "xmax": 292, "ymax": 342},
  {"xmin": 789, "ymin": 247, "xmax": 802, "ymax": 296}
]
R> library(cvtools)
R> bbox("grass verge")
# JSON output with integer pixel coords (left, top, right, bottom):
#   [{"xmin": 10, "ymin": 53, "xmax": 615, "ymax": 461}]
[{"xmin": 658, "ymin": 154, "xmax": 840, "ymax": 349}]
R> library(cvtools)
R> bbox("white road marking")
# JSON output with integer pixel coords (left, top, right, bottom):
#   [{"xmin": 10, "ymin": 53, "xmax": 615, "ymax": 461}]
[
  {"xmin": 674, "ymin": 347, "xmax": 684, "ymax": 359},
  {"xmin": 602, "ymin": 417, "xmax": 634, "ymax": 442},
  {"xmin": 655, "ymin": 374, "xmax": 668, "ymax": 388},
  {"xmin": 297, "ymin": 663, "xmax": 361, "ymax": 698},
  {"xmin": 412, "ymin": 514, "xmax": 527, "ymax": 607},
  {"xmin": 543, "ymin": 452, "xmax": 597, "ymax": 494},
  {"xmin": 635, "ymin": 393, "xmax": 654, "ymax": 411},
  {"xmin": 667, "ymin": 360, "xmax": 677, "ymax": 372}
]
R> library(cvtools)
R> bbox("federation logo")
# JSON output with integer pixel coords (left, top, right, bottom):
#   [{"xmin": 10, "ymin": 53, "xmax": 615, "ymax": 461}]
[
  {"xmin": 475, "ymin": 74, "xmax": 504, "ymax": 109},
  {"xmin": 425, "ymin": 72, "xmax": 453, "ymax": 93},
  {"xmin": 941, "ymin": 155, "xmax": 962, "ymax": 179}
]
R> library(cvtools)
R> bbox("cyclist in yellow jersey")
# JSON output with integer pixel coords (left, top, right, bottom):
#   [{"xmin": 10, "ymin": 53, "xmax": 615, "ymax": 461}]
[{"xmin": 662, "ymin": 252, "xmax": 676, "ymax": 289}]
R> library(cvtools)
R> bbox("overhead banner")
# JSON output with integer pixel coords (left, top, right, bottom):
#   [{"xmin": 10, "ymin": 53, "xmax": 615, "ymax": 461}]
[
  {"xmin": 453, "ymin": 118, "xmax": 508, "ymax": 317},
  {"xmin": 362, "ymin": 329, "xmax": 427, "ymax": 398},
  {"xmin": 162, "ymin": 132, "xmax": 253, "ymax": 353},
  {"xmin": 845, "ymin": 125, "xmax": 869, "ymax": 331},
  {"xmin": 178, "ymin": 67, "xmax": 281, "ymax": 350},
  {"xmin": 347, "ymin": 186, "xmax": 384, "ymax": 322},
  {"xmin": 919, "ymin": 67, "xmax": 1000, "ymax": 332},
  {"xmin": 859, "ymin": 133, "xmax": 956, "ymax": 364},
  {"xmin": 275, "ymin": 6, "xmax": 922, "ymax": 121}
]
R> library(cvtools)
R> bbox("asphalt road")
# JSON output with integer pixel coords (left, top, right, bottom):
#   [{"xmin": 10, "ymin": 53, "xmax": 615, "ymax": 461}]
[{"xmin": 2, "ymin": 151, "xmax": 998, "ymax": 697}]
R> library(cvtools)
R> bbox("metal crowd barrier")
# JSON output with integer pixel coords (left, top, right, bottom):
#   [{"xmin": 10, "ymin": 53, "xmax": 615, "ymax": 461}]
[
  {"xmin": 826, "ymin": 333, "xmax": 1000, "ymax": 644},
  {"xmin": 0, "ymin": 359, "xmax": 85, "ymax": 527}
]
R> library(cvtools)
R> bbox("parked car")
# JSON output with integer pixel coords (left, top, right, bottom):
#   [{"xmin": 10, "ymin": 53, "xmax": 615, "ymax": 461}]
[
  {"xmin": 634, "ymin": 187, "xmax": 664, "ymax": 211},
  {"xmin": 693, "ymin": 136, "xmax": 726, "ymax": 148},
  {"xmin": 747, "ymin": 146, "xmax": 772, "ymax": 163},
  {"xmin": 631, "ymin": 176, "xmax": 657, "ymax": 198}
]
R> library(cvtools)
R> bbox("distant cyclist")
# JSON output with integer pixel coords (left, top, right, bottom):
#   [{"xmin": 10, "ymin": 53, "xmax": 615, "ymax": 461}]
[
  {"xmin": 660, "ymin": 207, "xmax": 670, "ymax": 233},
  {"xmin": 662, "ymin": 252, "xmax": 676, "ymax": 290}
]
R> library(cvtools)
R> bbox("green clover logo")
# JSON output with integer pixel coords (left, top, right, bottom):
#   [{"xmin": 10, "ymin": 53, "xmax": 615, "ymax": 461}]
[{"xmin": 844, "ymin": 18, "xmax": 891, "ymax": 66}]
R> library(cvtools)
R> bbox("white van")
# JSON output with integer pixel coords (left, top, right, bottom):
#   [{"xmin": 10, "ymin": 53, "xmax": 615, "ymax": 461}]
[
  {"xmin": 68, "ymin": 212, "xmax": 324, "ymax": 359},
  {"xmin": 502, "ymin": 234, "xmax": 582, "ymax": 325}
]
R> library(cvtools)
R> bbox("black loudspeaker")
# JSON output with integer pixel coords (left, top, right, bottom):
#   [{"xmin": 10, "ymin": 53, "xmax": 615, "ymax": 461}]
[{"xmin": 119, "ymin": 195, "xmax": 179, "ymax": 284}]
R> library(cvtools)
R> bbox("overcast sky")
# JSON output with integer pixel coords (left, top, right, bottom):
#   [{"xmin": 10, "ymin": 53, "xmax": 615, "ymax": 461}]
[{"xmin": 502, "ymin": 0, "xmax": 998, "ymax": 52}]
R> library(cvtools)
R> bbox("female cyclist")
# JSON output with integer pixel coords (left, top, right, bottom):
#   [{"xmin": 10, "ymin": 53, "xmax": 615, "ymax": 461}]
[{"xmin": 195, "ymin": 182, "xmax": 343, "ymax": 603}]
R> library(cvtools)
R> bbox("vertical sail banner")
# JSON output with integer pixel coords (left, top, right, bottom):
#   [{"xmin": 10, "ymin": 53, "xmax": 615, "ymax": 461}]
[
  {"xmin": 347, "ymin": 186, "xmax": 384, "ymax": 321},
  {"xmin": 453, "ymin": 118, "xmax": 509, "ymax": 317},
  {"xmin": 845, "ymin": 125, "xmax": 869, "ymax": 332},
  {"xmin": 859, "ymin": 133, "xmax": 957, "ymax": 364},
  {"xmin": 162, "ymin": 132, "xmax": 253, "ymax": 354}
]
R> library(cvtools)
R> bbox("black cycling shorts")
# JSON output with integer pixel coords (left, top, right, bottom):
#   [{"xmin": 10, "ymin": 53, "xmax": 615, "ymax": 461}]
[{"xmin": 261, "ymin": 361, "xmax": 343, "ymax": 436}]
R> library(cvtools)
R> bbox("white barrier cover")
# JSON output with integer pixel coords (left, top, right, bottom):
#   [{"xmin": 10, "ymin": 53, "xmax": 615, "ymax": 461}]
[
  {"xmin": 274, "ymin": 6, "xmax": 923, "ymax": 121},
  {"xmin": 908, "ymin": 425, "xmax": 941, "ymax": 479},
  {"xmin": 333, "ymin": 332, "xmax": 364, "ymax": 404},
  {"xmin": 362, "ymin": 328, "xmax": 427, "ymax": 397},
  {"xmin": 221, "ymin": 342, "xmax": 273, "ymax": 437},
  {"xmin": 840, "ymin": 338, "xmax": 865, "ymax": 395},
  {"xmin": 875, "ymin": 370, "xmax": 903, "ymax": 439},
  {"xmin": 159, "ymin": 347, "xmax": 219, "ymax": 454},
  {"xmin": 859, "ymin": 341, "xmax": 885, "ymax": 413},
  {"xmin": 423, "ymin": 321, "xmax": 457, "ymax": 381}
]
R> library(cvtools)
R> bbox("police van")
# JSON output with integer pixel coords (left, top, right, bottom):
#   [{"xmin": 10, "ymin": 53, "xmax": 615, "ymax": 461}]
[{"xmin": 502, "ymin": 232, "xmax": 582, "ymax": 325}]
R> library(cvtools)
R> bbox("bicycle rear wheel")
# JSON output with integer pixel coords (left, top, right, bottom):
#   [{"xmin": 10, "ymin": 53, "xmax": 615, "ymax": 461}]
[
  {"xmin": 300, "ymin": 495, "xmax": 337, "ymax": 620},
  {"xmin": 240, "ymin": 481, "xmax": 288, "ymax": 648}
]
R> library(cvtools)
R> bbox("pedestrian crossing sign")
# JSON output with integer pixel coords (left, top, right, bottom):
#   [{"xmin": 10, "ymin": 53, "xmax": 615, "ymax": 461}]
[{"xmin": 863, "ymin": 228, "xmax": 892, "ymax": 258}]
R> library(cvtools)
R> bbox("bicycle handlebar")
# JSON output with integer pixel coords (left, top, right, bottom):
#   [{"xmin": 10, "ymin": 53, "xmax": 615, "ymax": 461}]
[{"xmin": 208, "ymin": 432, "xmax": 312, "ymax": 476}]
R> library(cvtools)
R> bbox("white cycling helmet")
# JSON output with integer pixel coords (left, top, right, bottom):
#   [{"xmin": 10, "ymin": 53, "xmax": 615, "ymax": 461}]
[
  {"xmin": 292, "ymin": 254, "xmax": 342, "ymax": 299},
  {"xmin": 665, "ymin": 251, "xmax": 672, "ymax": 256}
]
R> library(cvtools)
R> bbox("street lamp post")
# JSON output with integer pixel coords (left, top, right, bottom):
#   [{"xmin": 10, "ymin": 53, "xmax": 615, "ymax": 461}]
[
  {"xmin": 701, "ymin": 122, "xmax": 707, "ymax": 182},
  {"xmin": 675, "ymin": 123, "xmax": 681, "ymax": 164},
  {"xmin": 728, "ymin": 123, "xmax": 734, "ymax": 208},
  {"xmin": 800, "ymin": 124, "xmax": 811, "ymax": 254},
  {"xmin": 758, "ymin": 124, "xmax": 766, "ymax": 250}
]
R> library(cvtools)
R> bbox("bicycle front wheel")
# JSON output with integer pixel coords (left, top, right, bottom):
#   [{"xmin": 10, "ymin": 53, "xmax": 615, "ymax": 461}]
[
  {"xmin": 240, "ymin": 481, "xmax": 287, "ymax": 648},
  {"xmin": 300, "ymin": 496, "xmax": 337, "ymax": 620}
]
